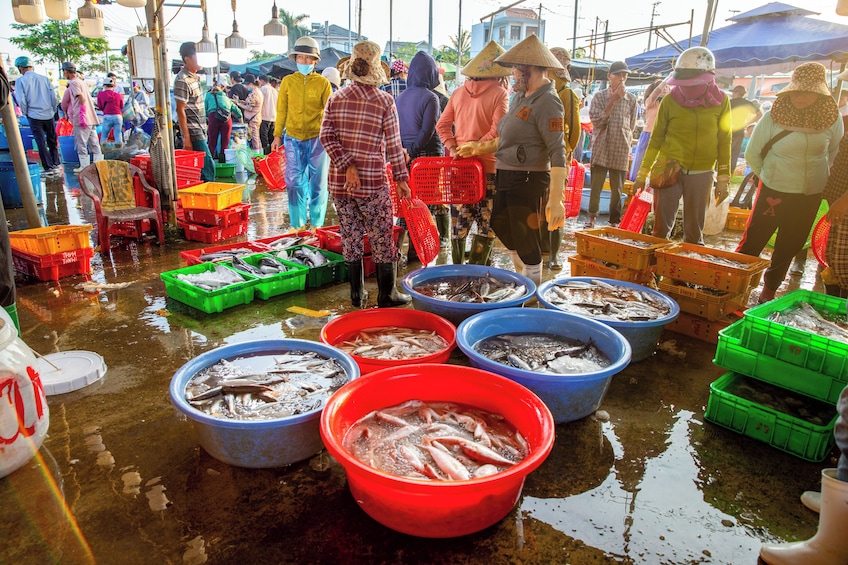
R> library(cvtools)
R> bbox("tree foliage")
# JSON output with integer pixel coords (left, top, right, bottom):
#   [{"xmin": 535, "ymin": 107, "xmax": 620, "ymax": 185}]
[
  {"xmin": 435, "ymin": 30, "xmax": 471, "ymax": 67},
  {"xmin": 249, "ymin": 50, "xmax": 278, "ymax": 62},
  {"xmin": 278, "ymin": 9, "xmax": 311, "ymax": 53},
  {"xmin": 10, "ymin": 20, "xmax": 109, "ymax": 74}
]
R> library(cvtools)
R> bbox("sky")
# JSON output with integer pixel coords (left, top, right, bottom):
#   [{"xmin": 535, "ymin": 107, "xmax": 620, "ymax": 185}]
[{"xmin": 0, "ymin": 0, "xmax": 845, "ymax": 72}]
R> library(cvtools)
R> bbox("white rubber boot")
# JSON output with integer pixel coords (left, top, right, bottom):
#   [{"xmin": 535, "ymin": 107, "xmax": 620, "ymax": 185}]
[
  {"xmin": 524, "ymin": 262, "xmax": 542, "ymax": 287},
  {"xmin": 802, "ymin": 490, "xmax": 822, "ymax": 513},
  {"xmin": 92, "ymin": 153, "xmax": 104, "ymax": 163},
  {"xmin": 509, "ymin": 250, "xmax": 525, "ymax": 275},
  {"xmin": 760, "ymin": 469, "xmax": 848, "ymax": 565},
  {"xmin": 73, "ymin": 154, "xmax": 90, "ymax": 173}
]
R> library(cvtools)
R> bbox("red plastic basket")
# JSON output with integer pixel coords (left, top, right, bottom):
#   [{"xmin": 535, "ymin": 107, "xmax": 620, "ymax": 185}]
[
  {"xmin": 399, "ymin": 197, "xmax": 439, "ymax": 265},
  {"xmin": 408, "ymin": 156, "xmax": 485, "ymax": 205},
  {"xmin": 619, "ymin": 188, "xmax": 653, "ymax": 233},
  {"xmin": 11, "ymin": 247, "xmax": 93, "ymax": 281},
  {"xmin": 565, "ymin": 160, "xmax": 586, "ymax": 218},
  {"xmin": 254, "ymin": 148, "xmax": 286, "ymax": 190},
  {"xmin": 812, "ymin": 214, "xmax": 830, "ymax": 267},
  {"xmin": 178, "ymin": 219, "xmax": 250, "ymax": 243}
]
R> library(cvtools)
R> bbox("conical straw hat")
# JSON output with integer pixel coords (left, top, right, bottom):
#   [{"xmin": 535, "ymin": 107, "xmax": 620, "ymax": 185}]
[
  {"xmin": 461, "ymin": 40, "xmax": 512, "ymax": 78},
  {"xmin": 494, "ymin": 34, "xmax": 564, "ymax": 70}
]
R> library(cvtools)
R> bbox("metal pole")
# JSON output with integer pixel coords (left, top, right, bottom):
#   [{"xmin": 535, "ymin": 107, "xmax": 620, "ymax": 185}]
[
  {"xmin": 428, "ymin": 0, "xmax": 433, "ymax": 54},
  {"xmin": 572, "ymin": 0, "xmax": 578, "ymax": 56},
  {"xmin": 390, "ymin": 0, "xmax": 393, "ymax": 61},
  {"xmin": 215, "ymin": 34, "xmax": 220, "ymax": 84},
  {"xmin": 701, "ymin": 0, "xmax": 716, "ymax": 46},
  {"xmin": 689, "ymin": 9, "xmax": 694, "ymax": 48},
  {"xmin": 457, "ymin": 0, "xmax": 462, "ymax": 74},
  {"xmin": 358, "ymin": 0, "xmax": 362, "ymax": 41},
  {"xmin": 602, "ymin": 20, "xmax": 609, "ymax": 60},
  {"xmin": 348, "ymin": 0, "xmax": 352, "ymax": 51},
  {"xmin": 145, "ymin": 0, "xmax": 176, "ymax": 203}
]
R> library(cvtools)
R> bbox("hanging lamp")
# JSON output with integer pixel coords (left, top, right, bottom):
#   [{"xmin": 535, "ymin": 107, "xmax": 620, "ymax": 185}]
[
  {"xmin": 43, "ymin": 0, "xmax": 70, "ymax": 21},
  {"xmin": 116, "ymin": 0, "xmax": 147, "ymax": 7},
  {"xmin": 224, "ymin": 0, "xmax": 247, "ymax": 51},
  {"xmin": 12, "ymin": 0, "xmax": 46, "ymax": 24},
  {"xmin": 263, "ymin": 0, "xmax": 287, "ymax": 54},
  {"xmin": 195, "ymin": 0, "xmax": 218, "ymax": 68},
  {"xmin": 77, "ymin": 0, "xmax": 105, "ymax": 39}
]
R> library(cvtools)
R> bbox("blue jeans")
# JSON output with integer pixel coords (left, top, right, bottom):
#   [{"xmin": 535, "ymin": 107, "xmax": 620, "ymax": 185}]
[
  {"xmin": 283, "ymin": 135, "xmax": 329, "ymax": 228},
  {"xmin": 100, "ymin": 114, "xmax": 123, "ymax": 144},
  {"xmin": 190, "ymin": 137, "xmax": 216, "ymax": 182}
]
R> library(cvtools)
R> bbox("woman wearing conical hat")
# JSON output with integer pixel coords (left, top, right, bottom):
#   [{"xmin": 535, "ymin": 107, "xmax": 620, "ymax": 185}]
[
  {"xmin": 436, "ymin": 40, "xmax": 511, "ymax": 266},
  {"xmin": 457, "ymin": 34, "xmax": 568, "ymax": 286}
]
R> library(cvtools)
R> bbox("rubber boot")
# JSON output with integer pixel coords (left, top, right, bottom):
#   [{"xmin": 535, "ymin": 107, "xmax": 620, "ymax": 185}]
[
  {"xmin": 436, "ymin": 213, "xmax": 451, "ymax": 249},
  {"xmin": 73, "ymin": 154, "xmax": 90, "ymax": 173},
  {"xmin": 451, "ymin": 236, "xmax": 466, "ymax": 265},
  {"xmin": 760, "ymin": 469, "xmax": 848, "ymax": 565},
  {"xmin": 549, "ymin": 228, "xmax": 563, "ymax": 271},
  {"xmin": 468, "ymin": 234, "xmax": 494, "ymax": 266},
  {"xmin": 346, "ymin": 260, "xmax": 368, "ymax": 308},
  {"xmin": 376, "ymin": 262, "xmax": 410, "ymax": 308},
  {"xmin": 92, "ymin": 153, "xmax": 104, "ymax": 163},
  {"xmin": 3, "ymin": 304, "xmax": 20, "ymax": 335},
  {"xmin": 509, "ymin": 250, "xmax": 525, "ymax": 276},
  {"xmin": 802, "ymin": 490, "xmax": 822, "ymax": 513},
  {"xmin": 538, "ymin": 220, "xmax": 550, "ymax": 253},
  {"xmin": 524, "ymin": 262, "xmax": 542, "ymax": 287}
]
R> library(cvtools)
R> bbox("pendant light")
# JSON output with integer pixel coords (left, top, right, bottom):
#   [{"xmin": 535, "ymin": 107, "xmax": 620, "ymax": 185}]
[
  {"xmin": 224, "ymin": 0, "xmax": 247, "ymax": 51},
  {"xmin": 43, "ymin": 0, "xmax": 70, "ymax": 21},
  {"xmin": 116, "ymin": 0, "xmax": 147, "ymax": 7},
  {"xmin": 78, "ymin": 0, "xmax": 105, "ymax": 39},
  {"xmin": 195, "ymin": 0, "xmax": 218, "ymax": 69},
  {"xmin": 12, "ymin": 0, "xmax": 46, "ymax": 24},
  {"xmin": 263, "ymin": 0, "xmax": 288, "ymax": 54}
]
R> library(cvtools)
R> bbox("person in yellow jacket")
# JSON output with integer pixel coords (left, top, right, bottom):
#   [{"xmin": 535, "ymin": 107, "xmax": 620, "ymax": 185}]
[
  {"xmin": 547, "ymin": 47, "xmax": 581, "ymax": 270},
  {"xmin": 271, "ymin": 37, "xmax": 333, "ymax": 229}
]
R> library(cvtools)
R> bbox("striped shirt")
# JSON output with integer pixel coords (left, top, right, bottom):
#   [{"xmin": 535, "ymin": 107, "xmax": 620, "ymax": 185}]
[
  {"xmin": 173, "ymin": 67, "xmax": 206, "ymax": 140},
  {"xmin": 319, "ymin": 82, "xmax": 409, "ymax": 198}
]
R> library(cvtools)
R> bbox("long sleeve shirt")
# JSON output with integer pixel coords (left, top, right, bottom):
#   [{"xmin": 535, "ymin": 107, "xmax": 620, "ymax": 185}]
[
  {"xmin": 589, "ymin": 87, "xmax": 638, "ymax": 171},
  {"xmin": 15, "ymin": 71, "xmax": 56, "ymax": 121},
  {"xmin": 319, "ymin": 82, "xmax": 409, "ymax": 199},
  {"xmin": 495, "ymin": 80, "xmax": 566, "ymax": 172},
  {"xmin": 274, "ymin": 71, "xmax": 332, "ymax": 141},
  {"xmin": 61, "ymin": 76, "xmax": 100, "ymax": 127},
  {"xmin": 260, "ymin": 83, "xmax": 278, "ymax": 122},
  {"xmin": 204, "ymin": 90, "xmax": 242, "ymax": 120}
]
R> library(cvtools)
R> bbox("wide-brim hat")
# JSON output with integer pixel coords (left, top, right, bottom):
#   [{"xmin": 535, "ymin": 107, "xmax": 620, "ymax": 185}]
[
  {"xmin": 549, "ymin": 47, "xmax": 572, "ymax": 81},
  {"xmin": 461, "ymin": 40, "xmax": 512, "ymax": 78},
  {"xmin": 494, "ymin": 34, "xmax": 564, "ymax": 71},
  {"xmin": 778, "ymin": 62, "xmax": 831, "ymax": 97},
  {"xmin": 338, "ymin": 41, "xmax": 390, "ymax": 86}
]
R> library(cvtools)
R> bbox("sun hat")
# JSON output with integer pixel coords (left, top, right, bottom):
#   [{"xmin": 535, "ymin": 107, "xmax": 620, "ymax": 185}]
[
  {"xmin": 461, "ymin": 40, "xmax": 511, "ymax": 78},
  {"xmin": 493, "ymin": 34, "xmax": 564, "ymax": 71},
  {"xmin": 434, "ymin": 74, "xmax": 448, "ymax": 96},
  {"xmin": 838, "ymin": 68, "xmax": 848, "ymax": 82},
  {"xmin": 289, "ymin": 36, "xmax": 321, "ymax": 61},
  {"xmin": 549, "ymin": 47, "xmax": 572, "ymax": 81},
  {"xmin": 321, "ymin": 67, "xmax": 341, "ymax": 88},
  {"xmin": 778, "ymin": 62, "xmax": 831, "ymax": 97},
  {"xmin": 390, "ymin": 59, "xmax": 408, "ymax": 76},
  {"xmin": 338, "ymin": 47, "xmax": 390, "ymax": 86},
  {"xmin": 341, "ymin": 41, "xmax": 388, "ymax": 86},
  {"xmin": 14, "ymin": 56, "xmax": 31, "ymax": 68}
]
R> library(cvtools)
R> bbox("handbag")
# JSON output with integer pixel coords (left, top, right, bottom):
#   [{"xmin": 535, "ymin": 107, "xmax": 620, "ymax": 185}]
[
  {"xmin": 649, "ymin": 154, "xmax": 682, "ymax": 189},
  {"xmin": 212, "ymin": 95, "xmax": 231, "ymax": 123}
]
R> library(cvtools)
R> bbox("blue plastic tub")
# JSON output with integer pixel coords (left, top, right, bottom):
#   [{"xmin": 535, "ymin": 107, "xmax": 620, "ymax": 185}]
[
  {"xmin": 59, "ymin": 136, "xmax": 79, "ymax": 163},
  {"xmin": 0, "ymin": 125, "xmax": 35, "ymax": 151},
  {"xmin": 401, "ymin": 264, "xmax": 536, "ymax": 326},
  {"xmin": 456, "ymin": 308, "xmax": 632, "ymax": 423},
  {"xmin": 536, "ymin": 277, "xmax": 680, "ymax": 362},
  {"xmin": 169, "ymin": 339, "xmax": 360, "ymax": 468},
  {"xmin": 580, "ymin": 187, "xmax": 610, "ymax": 214},
  {"xmin": 0, "ymin": 162, "xmax": 43, "ymax": 209}
]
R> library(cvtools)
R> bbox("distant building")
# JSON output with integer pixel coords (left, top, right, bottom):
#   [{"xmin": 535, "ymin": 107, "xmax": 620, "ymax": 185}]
[
  {"xmin": 308, "ymin": 22, "xmax": 365, "ymax": 53},
  {"xmin": 470, "ymin": 7, "xmax": 545, "ymax": 59},
  {"xmin": 382, "ymin": 40, "xmax": 432, "ymax": 60}
]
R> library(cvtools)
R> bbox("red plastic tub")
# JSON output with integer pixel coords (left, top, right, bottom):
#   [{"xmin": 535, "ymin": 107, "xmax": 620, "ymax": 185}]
[
  {"xmin": 319, "ymin": 308, "xmax": 456, "ymax": 374},
  {"xmin": 320, "ymin": 364, "xmax": 555, "ymax": 538}
]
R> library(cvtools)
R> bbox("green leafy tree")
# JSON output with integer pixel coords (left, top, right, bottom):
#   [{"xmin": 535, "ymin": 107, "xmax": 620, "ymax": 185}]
[
  {"xmin": 390, "ymin": 44, "xmax": 420, "ymax": 64},
  {"xmin": 249, "ymin": 50, "xmax": 278, "ymax": 62},
  {"xmin": 279, "ymin": 9, "xmax": 310, "ymax": 53},
  {"xmin": 80, "ymin": 54, "xmax": 129, "ymax": 78},
  {"xmin": 10, "ymin": 20, "xmax": 109, "ymax": 74}
]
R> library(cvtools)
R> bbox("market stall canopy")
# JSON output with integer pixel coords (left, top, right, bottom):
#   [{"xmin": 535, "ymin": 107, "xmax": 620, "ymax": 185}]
[
  {"xmin": 569, "ymin": 58, "xmax": 659, "ymax": 84},
  {"xmin": 625, "ymin": 2, "xmax": 848, "ymax": 77},
  {"xmin": 220, "ymin": 48, "xmax": 348, "ymax": 78}
]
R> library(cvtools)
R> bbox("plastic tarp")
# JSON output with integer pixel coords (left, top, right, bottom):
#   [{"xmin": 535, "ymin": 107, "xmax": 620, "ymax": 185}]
[{"xmin": 625, "ymin": 2, "xmax": 848, "ymax": 76}]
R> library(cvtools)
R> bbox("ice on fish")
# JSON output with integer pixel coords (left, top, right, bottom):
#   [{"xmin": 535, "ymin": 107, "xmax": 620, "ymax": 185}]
[
  {"xmin": 597, "ymin": 232, "xmax": 655, "ymax": 248},
  {"xmin": 676, "ymin": 250, "xmax": 752, "ymax": 270}
]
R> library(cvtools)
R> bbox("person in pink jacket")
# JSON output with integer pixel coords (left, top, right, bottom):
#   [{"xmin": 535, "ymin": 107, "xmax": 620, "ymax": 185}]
[{"xmin": 437, "ymin": 41, "xmax": 511, "ymax": 265}]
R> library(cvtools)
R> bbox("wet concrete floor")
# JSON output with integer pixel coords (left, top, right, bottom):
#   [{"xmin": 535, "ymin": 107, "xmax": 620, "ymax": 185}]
[{"xmin": 0, "ymin": 165, "xmax": 836, "ymax": 564}]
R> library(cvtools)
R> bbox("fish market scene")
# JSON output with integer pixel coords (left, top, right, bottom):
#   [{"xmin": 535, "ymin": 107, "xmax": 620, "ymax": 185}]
[{"xmin": 4, "ymin": 0, "xmax": 848, "ymax": 564}]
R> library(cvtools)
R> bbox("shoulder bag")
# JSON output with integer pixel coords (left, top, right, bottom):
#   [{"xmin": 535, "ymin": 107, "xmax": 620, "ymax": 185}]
[{"xmin": 213, "ymin": 95, "xmax": 231, "ymax": 123}]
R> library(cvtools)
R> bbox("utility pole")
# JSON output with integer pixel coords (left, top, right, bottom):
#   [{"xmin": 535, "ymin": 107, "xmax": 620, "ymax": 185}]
[
  {"xmin": 457, "ymin": 0, "xmax": 462, "ymax": 78},
  {"xmin": 428, "ymin": 0, "xmax": 433, "ymax": 54},
  {"xmin": 701, "ymin": 0, "xmax": 718, "ymax": 46},
  {"xmin": 572, "ymin": 0, "xmax": 578, "ymax": 57},
  {"xmin": 647, "ymin": 1, "xmax": 661, "ymax": 52},
  {"xmin": 602, "ymin": 20, "xmax": 609, "ymax": 60},
  {"xmin": 538, "ymin": 4, "xmax": 544, "ymax": 41}
]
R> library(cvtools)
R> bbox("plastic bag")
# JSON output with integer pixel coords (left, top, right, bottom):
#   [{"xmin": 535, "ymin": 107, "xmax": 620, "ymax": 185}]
[{"xmin": 703, "ymin": 187, "xmax": 730, "ymax": 236}]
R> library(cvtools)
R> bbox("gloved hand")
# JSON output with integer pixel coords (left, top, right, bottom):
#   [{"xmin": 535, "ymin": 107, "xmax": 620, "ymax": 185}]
[
  {"xmin": 715, "ymin": 174, "xmax": 730, "ymax": 204},
  {"xmin": 546, "ymin": 167, "xmax": 568, "ymax": 230},
  {"xmin": 632, "ymin": 171, "xmax": 647, "ymax": 193},
  {"xmin": 456, "ymin": 138, "xmax": 499, "ymax": 158}
]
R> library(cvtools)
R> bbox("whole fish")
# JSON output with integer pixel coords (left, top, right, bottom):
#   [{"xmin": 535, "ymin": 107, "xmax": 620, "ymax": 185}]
[
  {"xmin": 544, "ymin": 279, "xmax": 670, "ymax": 322},
  {"xmin": 337, "ymin": 327, "xmax": 448, "ymax": 360},
  {"xmin": 474, "ymin": 332, "xmax": 611, "ymax": 374},
  {"xmin": 286, "ymin": 247, "xmax": 329, "ymax": 267},
  {"xmin": 675, "ymin": 250, "xmax": 752, "ymax": 270},
  {"xmin": 768, "ymin": 301, "xmax": 848, "ymax": 344},
  {"xmin": 414, "ymin": 273, "xmax": 528, "ymax": 304},
  {"xmin": 175, "ymin": 264, "xmax": 246, "ymax": 291},
  {"xmin": 199, "ymin": 248, "xmax": 256, "ymax": 262}
]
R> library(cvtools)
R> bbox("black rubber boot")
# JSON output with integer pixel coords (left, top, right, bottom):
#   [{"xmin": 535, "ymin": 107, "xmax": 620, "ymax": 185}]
[
  {"xmin": 549, "ymin": 228, "xmax": 563, "ymax": 271},
  {"xmin": 346, "ymin": 260, "xmax": 368, "ymax": 308},
  {"xmin": 451, "ymin": 236, "xmax": 466, "ymax": 265},
  {"xmin": 468, "ymin": 234, "xmax": 494, "ymax": 265},
  {"xmin": 436, "ymin": 213, "xmax": 451, "ymax": 248},
  {"xmin": 538, "ymin": 219, "xmax": 551, "ymax": 253},
  {"xmin": 377, "ymin": 262, "xmax": 411, "ymax": 308}
]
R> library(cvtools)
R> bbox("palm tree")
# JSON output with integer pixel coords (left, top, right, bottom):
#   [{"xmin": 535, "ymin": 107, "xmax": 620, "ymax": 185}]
[
  {"xmin": 449, "ymin": 30, "xmax": 471, "ymax": 66},
  {"xmin": 279, "ymin": 9, "xmax": 311, "ymax": 53}
]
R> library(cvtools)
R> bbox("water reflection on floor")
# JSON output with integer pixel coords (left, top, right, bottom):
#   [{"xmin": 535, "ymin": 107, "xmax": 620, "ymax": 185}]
[{"xmin": 0, "ymin": 167, "xmax": 835, "ymax": 564}]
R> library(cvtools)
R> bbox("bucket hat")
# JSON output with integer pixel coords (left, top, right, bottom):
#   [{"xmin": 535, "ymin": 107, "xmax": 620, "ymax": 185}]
[
  {"xmin": 838, "ymin": 68, "xmax": 848, "ymax": 82},
  {"xmin": 339, "ymin": 42, "xmax": 390, "ymax": 86},
  {"xmin": 494, "ymin": 34, "xmax": 564, "ymax": 71},
  {"xmin": 289, "ymin": 36, "xmax": 320, "ymax": 61},
  {"xmin": 461, "ymin": 40, "xmax": 511, "ymax": 78},
  {"xmin": 390, "ymin": 59, "xmax": 408, "ymax": 76},
  {"xmin": 779, "ymin": 62, "xmax": 831, "ymax": 97}
]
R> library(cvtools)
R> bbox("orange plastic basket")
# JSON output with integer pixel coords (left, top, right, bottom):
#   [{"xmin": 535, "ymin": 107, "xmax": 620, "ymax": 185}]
[
  {"xmin": 399, "ymin": 197, "xmax": 439, "ymax": 265},
  {"xmin": 619, "ymin": 188, "xmax": 653, "ymax": 233},
  {"xmin": 812, "ymin": 214, "xmax": 830, "ymax": 267},
  {"xmin": 254, "ymin": 148, "xmax": 286, "ymax": 190},
  {"xmin": 565, "ymin": 159, "xmax": 585, "ymax": 218},
  {"xmin": 408, "ymin": 157, "xmax": 485, "ymax": 205}
]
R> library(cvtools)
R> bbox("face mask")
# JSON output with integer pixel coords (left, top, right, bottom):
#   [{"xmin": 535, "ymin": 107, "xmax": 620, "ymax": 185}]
[
  {"xmin": 298, "ymin": 63, "xmax": 315, "ymax": 75},
  {"xmin": 512, "ymin": 75, "xmax": 527, "ymax": 94}
]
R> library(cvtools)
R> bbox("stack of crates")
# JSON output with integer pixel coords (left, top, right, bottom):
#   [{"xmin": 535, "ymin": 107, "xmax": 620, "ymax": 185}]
[
  {"xmin": 9, "ymin": 225, "xmax": 93, "ymax": 281},
  {"xmin": 130, "ymin": 150, "xmax": 206, "ymax": 189},
  {"xmin": 571, "ymin": 226, "xmax": 671, "ymax": 284},
  {"xmin": 177, "ymin": 182, "xmax": 249, "ymax": 243},
  {"xmin": 708, "ymin": 289, "xmax": 842, "ymax": 462},
  {"xmin": 657, "ymin": 242, "xmax": 769, "ymax": 343}
]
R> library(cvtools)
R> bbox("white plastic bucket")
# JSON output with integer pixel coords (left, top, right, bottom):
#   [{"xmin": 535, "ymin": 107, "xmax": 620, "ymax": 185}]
[{"xmin": 224, "ymin": 148, "xmax": 245, "ymax": 174}]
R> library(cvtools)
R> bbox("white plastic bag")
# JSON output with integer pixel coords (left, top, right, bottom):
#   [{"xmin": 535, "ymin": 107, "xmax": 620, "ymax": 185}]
[{"xmin": 703, "ymin": 188, "xmax": 731, "ymax": 236}]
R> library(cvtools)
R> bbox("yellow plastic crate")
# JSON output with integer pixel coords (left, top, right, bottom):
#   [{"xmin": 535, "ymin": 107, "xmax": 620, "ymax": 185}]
[
  {"xmin": 178, "ymin": 182, "xmax": 245, "ymax": 211},
  {"xmin": 726, "ymin": 207, "xmax": 751, "ymax": 231},
  {"xmin": 9, "ymin": 225, "xmax": 92, "ymax": 256}
]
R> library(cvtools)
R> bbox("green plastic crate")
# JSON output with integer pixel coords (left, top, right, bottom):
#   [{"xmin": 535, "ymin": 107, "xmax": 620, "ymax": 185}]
[
  {"xmin": 281, "ymin": 244, "xmax": 348, "ymax": 288},
  {"xmin": 215, "ymin": 162, "xmax": 236, "ymax": 179},
  {"xmin": 739, "ymin": 289, "xmax": 848, "ymax": 381},
  {"xmin": 705, "ymin": 372, "xmax": 837, "ymax": 462},
  {"xmin": 715, "ymin": 319, "xmax": 845, "ymax": 405},
  {"xmin": 225, "ymin": 253, "xmax": 308, "ymax": 300},
  {"xmin": 160, "ymin": 262, "xmax": 256, "ymax": 313}
]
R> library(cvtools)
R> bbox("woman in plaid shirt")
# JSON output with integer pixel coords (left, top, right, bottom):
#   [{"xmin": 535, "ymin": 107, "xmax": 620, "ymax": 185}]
[{"xmin": 320, "ymin": 41, "xmax": 412, "ymax": 309}]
